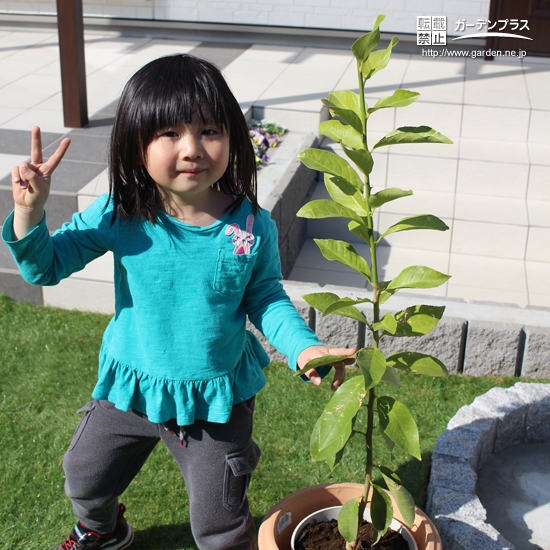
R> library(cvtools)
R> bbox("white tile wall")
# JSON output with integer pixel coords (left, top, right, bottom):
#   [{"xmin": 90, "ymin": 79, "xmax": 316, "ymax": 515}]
[{"xmin": 1, "ymin": 0, "xmax": 491, "ymax": 35}]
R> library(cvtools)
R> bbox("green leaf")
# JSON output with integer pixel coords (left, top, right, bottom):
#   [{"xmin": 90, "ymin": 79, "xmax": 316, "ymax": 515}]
[
  {"xmin": 378, "ymin": 214, "xmax": 449, "ymax": 241},
  {"xmin": 380, "ymin": 425, "xmax": 396, "ymax": 455},
  {"xmin": 381, "ymin": 366, "xmax": 401, "ymax": 388},
  {"xmin": 356, "ymin": 348, "xmax": 386, "ymax": 391},
  {"xmin": 302, "ymin": 292, "xmax": 368, "ymax": 324},
  {"xmin": 297, "ymin": 200, "xmax": 361, "ymax": 224},
  {"xmin": 362, "ymin": 36, "xmax": 399, "ymax": 80},
  {"xmin": 301, "ymin": 291, "xmax": 340, "ymax": 314},
  {"xmin": 378, "ymin": 288, "xmax": 397, "ymax": 305},
  {"xmin": 377, "ymin": 396, "xmax": 421, "ymax": 459},
  {"xmin": 338, "ymin": 497, "xmax": 361, "ymax": 543},
  {"xmin": 295, "ymin": 353, "xmax": 358, "ymax": 377},
  {"xmin": 342, "ymin": 145, "xmax": 374, "ymax": 177},
  {"xmin": 326, "ymin": 446, "xmax": 346, "ymax": 472},
  {"xmin": 391, "ymin": 305, "xmax": 446, "ymax": 337},
  {"xmin": 323, "ymin": 297, "xmax": 372, "ymax": 318},
  {"xmin": 322, "ymin": 91, "xmax": 363, "ymax": 134},
  {"xmin": 310, "ymin": 376, "xmax": 366, "ymax": 460},
  {"xmin": 386, "ymin": 265, "xmax": 451, "ymax": 291},
  {"xmin": 370, "ymin": 483, "xmax": 393, "ymax": 539},
  {"xmin": 379, "ymin": 467, "xmax": 416, "ymax": 529},
  {"xmin": 373, "ymin": 312, "xmax": 397, "ymax": 335},
  {"xmin": 352, "ymin": 14, "xmax": 385, "ymax": 61},
  {"xmin": 298, "ymin": 148, "xmax": 363, "ymax": 190},
  {"xmin": 387, "ymin": 352, "xmax": 448, "ymax": 376},
  {"xmin": 373, "ymin": 125, "xmax": 453, "ymax": 149},
  {"xmin": 319, "ymin": 120, "xmax": 363, "ymax": 150},
  {"xmin": 324, "ymin": 174, "xmax": 369, "ymax": 217},
  {"xmin": 348, "ymin": 220, "xmax": 372, "ymax": 243},
  {"xmin": 370, "ymin": 188, "xmax": 412, "ymax": 210},
  {"xmin": 368, "ymin": 89, "xmax": 420, "ymax": 112},
  {"xmin": 314, "ymin": 238, "xmax": 371, "ymax": 280}
]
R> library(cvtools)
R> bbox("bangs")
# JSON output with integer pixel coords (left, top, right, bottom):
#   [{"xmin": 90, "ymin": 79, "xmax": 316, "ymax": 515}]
[{"xmin": 130, "ymin": 55, "xmax": 229, "ymax": 145}]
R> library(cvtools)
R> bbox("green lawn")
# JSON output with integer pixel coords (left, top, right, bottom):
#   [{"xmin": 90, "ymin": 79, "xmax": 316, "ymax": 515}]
[{"xmin": 0, "ymin": 294, "xmax": 540, "ymax": 549}]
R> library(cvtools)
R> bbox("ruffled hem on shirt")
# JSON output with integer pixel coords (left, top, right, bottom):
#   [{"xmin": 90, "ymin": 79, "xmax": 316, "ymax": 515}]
[{"xmin": 91, "ymin": 331, "xmax": 270, "ymax": 425}]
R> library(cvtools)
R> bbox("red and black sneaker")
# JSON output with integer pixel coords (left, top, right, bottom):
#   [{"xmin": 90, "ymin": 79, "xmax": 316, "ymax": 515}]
[{"xmin": 52, "ymin": 504, "xmax": 134, "ymax": 550}]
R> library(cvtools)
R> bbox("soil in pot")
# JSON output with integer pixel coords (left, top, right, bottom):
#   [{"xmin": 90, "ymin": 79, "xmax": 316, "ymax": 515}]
[{"xmin": 295, "ymin": 518, "xmax": 410, "ymax": 550}]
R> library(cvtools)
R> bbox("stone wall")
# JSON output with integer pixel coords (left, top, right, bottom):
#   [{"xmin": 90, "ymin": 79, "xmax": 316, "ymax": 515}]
[{"xmin": 272, "ymin": 285, "xmax": 550, "ymax": 379}]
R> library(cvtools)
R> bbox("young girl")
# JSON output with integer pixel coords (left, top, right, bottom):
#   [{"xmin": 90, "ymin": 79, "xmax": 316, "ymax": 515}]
[{"xmin": 3, "ymin": 54, "xmax": 354, "ymax": 550}]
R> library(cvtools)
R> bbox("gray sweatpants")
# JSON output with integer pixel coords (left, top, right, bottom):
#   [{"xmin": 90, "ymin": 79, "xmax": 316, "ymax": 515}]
[{"xmin": 62, "ymin": 398, "xmax": 261, "ymax": 550}]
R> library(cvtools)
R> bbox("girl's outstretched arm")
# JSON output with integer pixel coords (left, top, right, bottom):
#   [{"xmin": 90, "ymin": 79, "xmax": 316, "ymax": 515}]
[
  {"xmin": 12, "ymin": 126, "xmax": 71, "ymax": 239},
  {"xmin": 298, "ymin": 346, "xmax": 357, "ymax": 391}
]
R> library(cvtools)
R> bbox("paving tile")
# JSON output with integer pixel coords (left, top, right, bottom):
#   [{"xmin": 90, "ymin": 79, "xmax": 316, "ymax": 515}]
[
  {"xmin": 223, "ymin": 46, "xmax": 300, "ymax": 106},
  {"xmin": 379, "ymin": 189, "xmax": 455, "ymax": 219},
  {"xmin": 0, "ymin": 153, "xmax": 27, "ymax": 180},
  {"xmin": 526, "ymin": 262, "xmax": 550, "ymax": 307},
  {"xmin": 464, "ymin": 58, "xmax": 530, "ymax": 108},
  {"xmin": 33, "ymin": 93, "xmax": 63, "ymax": 112},
  {"xmin": 523, "ymin": 64, "xmax": 550, "ymax": 111},
  {"xmin": 454, "ymin": 193, "xmax": 528, "ymax": 225},
  {"xmin": 377, "ymin": 211, "xmax": 452, "ymax": 252},
  {"xmin": 386, "ymin": 154, "xmax": 457, "ymax": 194},
  {"xmin": 376, "ymin": 246, "xmax": 450, "ymax": 294},
  {"xmin": 108, "ymin": 39, "xmax": 199, "ymax": 72},
  {"xmin": 451, "ymin": 219, "xmax": 528, "ymax": 259},
  {"xmin": 459, "ymin": 138, "xmax": 530, "ymax": 164},
  {"xmin": 526, "ymin": 227, "xmax": 550, "ymax": 263},
  {"xmin": 288, "ymin": 265, "xmax": 368, "ymax": 289},
  {"xmin": 69, "ymin": 252, "xmax": 115, "ymax": 283},
  {"xmin": 456, "ymin": 158, "xmax": 528, "ymax": 198},
  {"xmin": 78, "ymin": 168, "xmax": 109, "ymax": 204},
  {"xmin": 528, "ymin": 293, "xmax": 550, "ymax": 308},
  {"xmin": 527, "ymin": 199, "xmax": 550, "ymax": 227},
  {"xmin": 461, "ymin": 104, "xmax": 530, "ymax": 142},
  {"xmin": 46, "ymin": 159, "xmax": 106, "ymax": 194},
  {"xmin": 363, "ymin": 102, "xmax": 396, "ymax": 135},
  {"xmin": 44, "ymin": 134, "xmax": 110, "ymax": 164},
  {"xmin": 0, "ymin": 51, "xmax": 58, "ymax": 85},
  {"xmin": 447, "ymin": 282, "xmax": 528, "ymax": 308},
  {"xmin": 43, "ymin": 277, "xmax": 115, "ymax": 314},
  {"xmin": 1, "ymin": 108, "xmax": 67, "ymax": 134},
  {"xmin": 401, "ymin": 58, "xmax": 466, "ymax": 105},
  {"xmin": 388, "ymin": 139, "xmax": 459, "ymax": 159},
  {"xmin": 256, "ymin": 48, "xmax": 352, "ymax": 115},
  {"xmin": 0, "ymin": 107, "xmax": 25, "ymax": 126},
  {"xmin": 0, "ymin": 75, "xmax": 60, "ymax": 110},
  {"xmin": 0, "ymin": 30, "xmax": 57, "ymax": 63},
  {"xmin": 394, "ymin": 101, "xmax": 462, "ymax": 139},
  {"xmin": 528, "ymin": 143, "xmax": 550, "ymax": 166},
  {"xmin": 449, "ymin": 253, "xmax": 527, "ymax": 293},
  {"xmin": 528, "ymin": 110, "xmax": 550, "ymax": 144},
  {"xmin": 527, "ymin": 165, "xmax": 550, "ymax": 201}
]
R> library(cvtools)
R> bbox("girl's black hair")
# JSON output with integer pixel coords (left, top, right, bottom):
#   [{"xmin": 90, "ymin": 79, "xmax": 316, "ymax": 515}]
[{"xmin": 108, "ymin": 54, "xmax": 258, "ymax": 223}]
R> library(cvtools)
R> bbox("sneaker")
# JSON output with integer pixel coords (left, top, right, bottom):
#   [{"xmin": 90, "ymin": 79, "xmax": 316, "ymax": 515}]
[{"xmin": 52, "ymin": 504, "xmax": 134, "ymax": 550}]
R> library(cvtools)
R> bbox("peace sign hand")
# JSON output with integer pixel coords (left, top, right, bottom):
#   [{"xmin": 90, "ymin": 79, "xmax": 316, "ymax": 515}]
[{"xmin": 12, "ymin": 126, "xmax": 71, "ymax": 239}]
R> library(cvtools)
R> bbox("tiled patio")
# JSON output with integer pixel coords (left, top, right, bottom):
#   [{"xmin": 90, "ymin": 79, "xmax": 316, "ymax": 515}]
[{"xmin": 0, "ymin": 18, "xmax": 549, "ymax": 312}]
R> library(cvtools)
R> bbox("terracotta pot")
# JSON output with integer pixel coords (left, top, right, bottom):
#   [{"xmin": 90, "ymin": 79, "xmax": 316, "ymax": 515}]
[{"xmin": 258, "ymin": 483, "xmax": 442, "ymax": 550}]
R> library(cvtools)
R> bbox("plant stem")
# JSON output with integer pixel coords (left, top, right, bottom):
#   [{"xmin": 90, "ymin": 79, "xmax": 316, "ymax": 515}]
[{"xmin": 357, "ymin": 65, "xmax": 381, "ymax": 337}]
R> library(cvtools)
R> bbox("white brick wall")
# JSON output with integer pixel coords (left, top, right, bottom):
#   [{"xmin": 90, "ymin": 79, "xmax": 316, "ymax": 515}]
[{"xmin": 1, "ymin": 0, "xmax": 491, "ymax": 36}]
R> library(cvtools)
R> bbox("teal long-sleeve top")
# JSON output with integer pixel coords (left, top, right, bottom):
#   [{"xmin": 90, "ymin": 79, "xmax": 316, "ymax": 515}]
[{"xmin": 2, "ymin": 195, "xmax": 323, "ymax": 425}]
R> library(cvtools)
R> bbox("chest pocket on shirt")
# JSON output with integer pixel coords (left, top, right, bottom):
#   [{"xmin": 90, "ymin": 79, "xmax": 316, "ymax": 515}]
[{"xmin": 213, "ymin": 250, "xmax": 257, "ymax": 297}]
